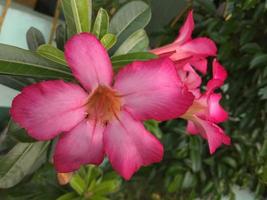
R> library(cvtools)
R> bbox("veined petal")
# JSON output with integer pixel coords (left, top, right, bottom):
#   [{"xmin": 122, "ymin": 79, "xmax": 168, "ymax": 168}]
[
  {"xmin": 54, "ymin": 120, "xmax": 105, "ymax": 172},
  {"xmin": 180, "ymin": 37, "xmax": 217, "ymax": 57},
  {"xmin": 209, "ymin": 93, "xmax": 228, "ymax": 123},
  {"xmin": 114, "ymin": 58, "xmax": 194, "ymax": 121},
  {"xmin": 10, "ymin": 80, "xmax": 87, "ymax": 140},
  {"xmin": 178, "ymin": 64, "xmax": 202, "ymax": 91},
  {"xmin": 104, "ymin": 111, "xmax": 163, "ymax": 180},
  {"xmin": 192, "ymin": 117, "xmax": 231, "ymax": 154},
  {"xmin": 175, "ymin": 10, "xmax": 194, "ymax": 44},
  {"xmin": 65, "ymin": 33, "xmax": 113, "ymax": 91}
]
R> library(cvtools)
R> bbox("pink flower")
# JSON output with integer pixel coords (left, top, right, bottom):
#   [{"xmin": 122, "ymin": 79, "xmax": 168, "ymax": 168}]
[
  {"xmin": 180, "ymin": 60, "xmax": 231, "ymax": 153},
  {"xmin": 10, "ymin": 33, "xmax": 194, "ymax": 180},
  {"xmin": 151, "ymin": 10, "xmax": 217, "ymax": 75}
]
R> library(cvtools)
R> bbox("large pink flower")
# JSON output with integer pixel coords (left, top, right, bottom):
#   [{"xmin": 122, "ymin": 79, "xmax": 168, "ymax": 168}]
[
  {"xmin": 151, "ymin": 10, "xmax": 217, "ymax": 75},
  {"xmin": 180, "ymin": 60, "xmax": 231, "ymax": 153},
  {"xmin": 10, "ymin": 33, "xmax": 194, "ymax": 180}
]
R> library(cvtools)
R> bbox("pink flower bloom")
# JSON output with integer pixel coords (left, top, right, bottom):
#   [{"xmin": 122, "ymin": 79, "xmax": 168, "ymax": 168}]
[
  {"xmin": 10, "ymin": 33, "xmax": 194, "ymax": 180},
  {"xmin": 151, "ymin": 10, "xmax": 217, "ymax": 75},
  {"xmin": 180, "ymin": 60, "xmax": 231, "ymax": 153}
]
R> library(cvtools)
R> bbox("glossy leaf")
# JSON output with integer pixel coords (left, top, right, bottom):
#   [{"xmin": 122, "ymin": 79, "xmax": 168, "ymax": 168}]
[
  {"xmin": 110, "ymin": 1, "xmax": 151, "ymax": 52},
  {"xmin": 92, "ymin": 8, "xmax": 109, "ymax": 39},
  {"xmin": 0, "ymin": 142, "xmax": 49, "ymax": 188},
  {"xmin": 114, "ymin": 29, "xmax": 149, "ymax": 56},
  {"xmin": 111, "ymin": 52, "xmax": 157, "ymax": 69},
  {"xmin": 62, "ymin": 0, "xmax": 92, "ymax": 36},
  {"xmin": 55, "ymin": 24, "xmax": 67, "ymax": 51},
  {"xmin": 0, "ymin": 44, "xmax": 72, "ymax": 79},
  {"xmin": 26, "ymin": 27, "xmax": 46, "ymax": 51},
  {"xmin": 7, "ymin": 120, "xmax": 36, "ymax": 143},
  {"xmin": 100, "ymin": 33, "xmax": 117, "ymax": 50},
  {"xmin": 56, "ymin": 192, "xmax": 78, "ymax": 200},
  {"xmin": 37, "ymin": 44, "xmax": 68, "ymax": 66},
  {"xmin": 70, "ymin": 173, "xmax": 86, "ymax": 195},
  {"xmin": 250, "ymin": 54, "xmax": 267, "ymax": 68}
]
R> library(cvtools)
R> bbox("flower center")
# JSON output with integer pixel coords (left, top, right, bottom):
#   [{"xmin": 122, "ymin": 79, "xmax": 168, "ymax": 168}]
[
  {"xmin": 181, "ymin": 101, "xmax": 205, "ymax": 120},
  {"xmin": 86, "ymin": 85, "xmax": 121, "ymax": 122}
]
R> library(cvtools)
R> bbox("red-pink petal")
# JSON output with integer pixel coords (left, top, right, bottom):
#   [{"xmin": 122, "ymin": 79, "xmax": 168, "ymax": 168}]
[
  {"xmin": 180, "ymin": 37, "xmax": 217, "ymax": 57},
  {"xmin": 10, "ymin": 80, "xmax": 87, "ymax": 140},
  {"xmin": 209, "ymin": 93, "xmax": 228, "ymax": 123},
  {"xmin": 65, "ymin": 33, "xmax": 113, "ymax": 91},
  {"xmin": 174, "ymin": 10, "xmax": 194, "ymax": 44},
  {"xmin": 114, "ymin": 58, "xmax": 194, "ymax": 121},
  {"xmin": 190, "ymin": 58, "xmax": 208, "ymax": 74},
  {"xmin": 193, "ymin": 117, "xmax": 231, "ymax": 154},
  {"xmin": 212, "ymin": 59, "xmax": 227, "ymax": 82},
  {"xmin": 54, "ymin": 120, "xmax": 105, "ymax": 172},
  {"xmin": 104, "ymin": 111, "xmax": 163, "ymax": 180},
  {"xmin": 178, "ymin": 64, "xmax": 202, "ymax": 91},
  {"xmin": 186, "ymin": 121, "xmax": 199, "ymax": 135}
]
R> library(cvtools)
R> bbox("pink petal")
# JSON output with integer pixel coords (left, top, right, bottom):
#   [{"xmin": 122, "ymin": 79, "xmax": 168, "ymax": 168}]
[
  {"xmin": 186, "ymin": 121, "xmax": 199, "ymax": 135},
  {"xmin": 54, "ymin": 120, "xmax": 105, "ymax": 172},
  {"xmin": 174, "ymin": 10, "xmax": 194, "ymax": 45},
  {"xmin": 150, "ymin": 43, "xmax": 177, "ymax": 57},
  {"xmin": 180, "ymin": 37, "xmax": 217, "ymax": 57},
  {"xmin": 104, "ymin": 111, "xmax": 163, "ymax": 180},
  {"xmin": 178, "ymin": 64, "xmax": 202, "ymax": 91},
  {"xmin": 190, "ymin": 58, "xmax": 208, "ymax": 74},
  {"xmin": 65, "ymin": 33, "xmax": 113, "ymax": 91},
  {"xmin": 212, "ymin": 59, "xmax": 227, "ymax": 82},
  {"xmin": 193, "ymin": 117, "xmax": 231, "ymax": 154},
  {"xmin": 114, "ymin": 58, "xmax": 194, "ymax": 121},
  {"xmin": 206, "ymin": 79, "xmax": 224, "ymax": 95},
  {"xmin": 209, "ymin": 93, "xmax": 228, "ymax": 123},
  {"xmin": 10, "ymin": 81, "xmax": 87, "ymax": 140}
]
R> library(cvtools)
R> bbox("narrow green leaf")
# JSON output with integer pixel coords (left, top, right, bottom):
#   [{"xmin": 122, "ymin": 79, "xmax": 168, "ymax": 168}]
[
  {"xmin": 55, "ymin": 24, "xmax": 67, "ymax": 51},
  {"xmin": 0, "ymin": 75, "xmax": 33, "ymax": 90},
  {"xmin": 56, "ymin": 192, "xmax": 78, "ymax": 200},
  {"xmin": 0, "ymin": 44, "xmax": 72, "ymax": 79},
  {"xmin": 93, "ymin": 8, "xmax": 109, "ymax": 39},
  {"xmin": 114, "ymin": 29, "xmax": 149, "ymax": 55},
  {"xmin": 94, "ymin": 180, "xmax": 120, "ymax": 195},
  {"xmin": 190, "ymin": 137, "xmax": 202, "ymax": 172},
  {"xmin": 250, "ymin": 54, "xmax": 267, "ymax": 68},
  {"xmin": 26, "ymin": 27, "xmax": 46, "ymax": 51},
  {"xmin": 7, "ymin": 120, "xmax": 36, "ymax": 143},
  {"xmin": 62, "ymin": 0, "xmax": 91, "ymax": 36},
  {"xmin": 111, "ymin": 52, "xmax": 157, "ymax": 69},
  {"xmin": 0, "ymin": 142, "xmax": 49, "ymax": 188},
  {"xmin": 37, "ymin": 44, "xmax": 68, "ymax": 66},
  {"xmin": 110, "ymin": 1, "xmax": 151, "ymax": 52},
  {"xmin": 70, "ymin": 174, "xmax": 86, "ymax": 195},
  {"xmin": 100, "ymin": 33, "xmax": 117, "ymax": 50}
]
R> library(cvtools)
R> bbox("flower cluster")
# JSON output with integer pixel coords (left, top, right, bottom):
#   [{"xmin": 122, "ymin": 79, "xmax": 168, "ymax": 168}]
[
  {"xmin": 10, "ymin": 10, "xmax": 230, "ymax": 180},
  {"xmin": 151, "ymin": 10, "xmax": 230, "ymax": 154}
]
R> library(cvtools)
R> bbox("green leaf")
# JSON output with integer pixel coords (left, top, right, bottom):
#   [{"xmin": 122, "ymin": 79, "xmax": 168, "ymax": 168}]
[
  {"xmin": 62, "ymin": 0, "xmax": 92, "ymax": 36},
  {"xmin": 111, "ymin": 52, "xmax": 157, "ymax": 69},
  {"xmin": 26, "ymin": 27, "xmax": 46, "ymax": 51},
  {"xmin": 144, "ymin": 120, "xmax": 162, "ymax": 139},
  {"xmin": 114, "ymin": 29, "xmax": 149, "ymax": 55},
  {"xmin": 92, "ymin": 8, "xmax": 109, "ymax": 39},
  {"xmin": 55, "ymin": 24, "xmax": 67, "ymax": 51},
  {"xmin": 110, "ymin": 1, "xmax": 151, "ymax": 52},
  {"xmin": 0, "ymin": 76, "xmax": 33, "ymax": 90},
  {"xmin": 70, "ymin": 173, "xmax": 86, "ymax": 195},
  {"xmin": 100, "ymin": 33, "xmax": 117, "ymax": 50},
  {"xmin": 37, "ymin": 44, "xmax": 68, "ymax": 66},
  {"xmin": 7, "ymin": 120, "xmax": 36, "ymax": 143},
  {"xmin": 94, "ymin": 180, "xmax": 120, "ymax": 195},
  {"xmin": 0, "ymin": 142, "xmax": 49, "ymax": 188},
  {"xmin": 190, "ymin": 137, "xmax": 202, "ymax": 172},
  {"xmin": 250, "ymin": 54, "xmax": 267, "ymax": 68},
  {"xmin": 0, "ymin": 44, "xmax": 72, "ymax": 79},
  {"xmin": 56, "ymin": 192, "xmax": 78, "ymax": 200}
]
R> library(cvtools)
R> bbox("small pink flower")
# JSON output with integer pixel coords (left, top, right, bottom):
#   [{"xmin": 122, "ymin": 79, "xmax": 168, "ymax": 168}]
[
  {"xmin": 151, "ymin": 10, "xmax": 217, "ymax": 75},
  {"xmin": 180, "ymin": 60, "xmax": 231, "ymax": 153},
  {"xmin": 10, "ymin": 33, "xmax": 194, "ymax": 180}
]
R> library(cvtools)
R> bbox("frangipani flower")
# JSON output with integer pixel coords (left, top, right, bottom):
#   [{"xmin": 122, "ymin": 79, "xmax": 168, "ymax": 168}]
[
  {"xmin": 180, "ymin": 60, "xmax": 231, "ymax": 153},
  {"xmin": 151, "ymin": 10, "xmax": 217, "ymax": 75},
  {"xmin": 10, "ymin": 33, "xmax": 194, "ymax": 180}
]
